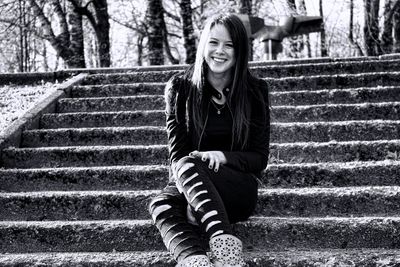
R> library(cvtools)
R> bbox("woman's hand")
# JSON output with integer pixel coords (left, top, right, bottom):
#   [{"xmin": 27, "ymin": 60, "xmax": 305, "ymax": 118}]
[{"xmin": 189, "ymin": 150, "xmax": 227, "ymax": 172}]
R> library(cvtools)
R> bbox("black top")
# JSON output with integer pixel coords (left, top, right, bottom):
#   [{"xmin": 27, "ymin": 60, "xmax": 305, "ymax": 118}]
[{"xmin": 201, "ymin": 99, "xmax": 233, "ymax": 151}]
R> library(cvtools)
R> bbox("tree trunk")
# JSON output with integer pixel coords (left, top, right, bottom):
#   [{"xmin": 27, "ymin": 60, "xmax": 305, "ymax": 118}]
[
  {"xmin": 137, "ymin": 34, "xmax": 144, "ymax": 66},
  {"xmin": 364, "ymin": 0, "xmax": 381, "ymax": 56},
  {"xmin": 146, "ymin": 0, "xmax": 164, "ymax": 65},
  {"xmin": 28, "ymin": 0, "xmax": 86, "ymax": 68},
  {"xmin": 381, "ymin": 0, "xmax": 394, "ymax": 54},
  {"xmin": 394, "ymin": 3, "xmax": 400, "ymax": 52},
  {"xmin": 93, "ymin": 0, "xmax": 111, "ymax": 67},
  {"xmin": 68, "ymin": 0, "xmax": 111, "ymax": 67},
  {"xmin": 319, "ymin": 0, "xmax": 328, "ymax": 57},
  {"xmin": 66, "ymin": 1, "xmax": 85, "ymax": 68},
  {"xmin": 180, "ymin": 0, "xmax": 196, "ymax": 64}
]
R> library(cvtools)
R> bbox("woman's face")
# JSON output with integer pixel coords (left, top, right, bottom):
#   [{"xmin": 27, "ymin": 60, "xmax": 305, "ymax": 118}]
[{"xmin": 204, "ymin": 24, "xmax": 236, "ymax": 77}]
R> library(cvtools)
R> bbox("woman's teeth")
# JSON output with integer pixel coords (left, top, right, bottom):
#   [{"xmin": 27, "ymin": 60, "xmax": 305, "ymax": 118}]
[{"xmin": 213, "ymin": 58, "xmax": 225, "ymax": 63}]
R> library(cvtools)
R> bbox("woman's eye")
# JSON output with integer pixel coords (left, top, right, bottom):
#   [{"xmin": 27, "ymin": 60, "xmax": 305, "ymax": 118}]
[
  {"xmin": 226, "ymin": 43, "xmax": 234, "ymax": 48},
  {"xmin": 209, "ymin": 40, "xmax": 218, "ymax": 45}
]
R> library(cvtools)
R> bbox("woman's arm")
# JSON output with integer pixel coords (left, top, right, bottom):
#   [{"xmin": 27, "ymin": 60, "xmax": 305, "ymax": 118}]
[
  {"xmin": 165, "ymin": 75, "xmax": 193, "ymax": 170},
  {"xmin": 223, "ymin": 80, "xmax": 270, "ymax": 173}
]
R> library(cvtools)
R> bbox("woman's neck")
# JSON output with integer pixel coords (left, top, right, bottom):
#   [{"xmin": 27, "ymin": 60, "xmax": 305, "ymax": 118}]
[{"xmin": 206, "ymin": 71, "xmax": 232, "ymax": 92}]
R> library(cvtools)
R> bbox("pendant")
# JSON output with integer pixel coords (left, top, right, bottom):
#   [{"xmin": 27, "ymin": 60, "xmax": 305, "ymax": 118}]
[{"xmin": 217, "ymin": 110, "xmax": 221, "ymax": 114}]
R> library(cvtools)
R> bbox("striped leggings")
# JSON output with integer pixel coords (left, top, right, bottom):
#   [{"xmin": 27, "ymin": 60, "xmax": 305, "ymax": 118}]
[{"xmin": 149, "ymin": 156, "xmax": 258, "ymax": 261}]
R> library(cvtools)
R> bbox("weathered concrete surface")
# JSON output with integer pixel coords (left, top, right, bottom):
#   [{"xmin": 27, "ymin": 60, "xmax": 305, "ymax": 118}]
[
  {"xmin": 1, "ymin": 145, "xmax": 169, "ymax": 168},
  {"xmin": 2, "ymin": 139, "xmax": 399, "ymax": 168},
  {"xmin": 0, "ymin": 74, "xmax": 88, "ymax": 167},
  {"xmin": 1, "ymin": 249, "xmax": 400, "ymax": 267},
  {"xmin": 2, "ymin": 217, "xmax": 400, "ymax": 253},
  {"xmin": 21, "ymin": 126, "xmax": 168, "ymax": 147},
  {"xmin": 265, "ymin": 161, "xmax": 400, "ymax": 188},
  {"xmin": 57, "ymin": 93, "xmax": 400, "ymax": 117},
  {"xmin": 3, "ymin": 140, "xmax": 400, "ymax": 168},
  {"xmin": 40, "ymin": 110, "xmax": 165, "ymax": 129},
  {"xmin": 20, "ymin": 120, "xmax": 400, "ymax": 147},
  {"xmin": 269, "ymin": 140, "xmax": 400, "ymax": 164},
  {"xmin": 264, "ymin": 71, "xmax": 400, "ymax": 91},
  {"xmin": 1, "ymin": 161, "xmax": 400, "ymax": 192},
  {"xmin": 270, "ymin": 86, "xmax": 400, "ymax": 106},
  {"xmin": 77, "ymin": 59, "xmax": 400, "ymax": 84},
  {"xmin": 71, "ymin": 83, "xmax": 165, "ymax": 97},
  {"xmin": 2, "ymin": 186, "xmax": 400, "ymax": 220},
  {"xmin": 0, "ymin": 165, "xmax": 169, "ymax": 192},
  {"xmin": 57, "ymin": 95, "xmax": 165, "ymax": 113},
  {"xmin": 2, "ymin": 57, "xmax": 400, "ymax": 264},
  {"xmin": 39, "ymin": 103, "xmax": 400, "ymax": 129},
  {"xmin": 272, "ymin": 102, "xmax": 400, "ymax": 122}
]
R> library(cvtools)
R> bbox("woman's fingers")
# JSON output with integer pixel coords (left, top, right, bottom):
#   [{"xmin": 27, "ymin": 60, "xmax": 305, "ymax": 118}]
[
  {"xmin": 189, "ymin": 150, "xmax": 224, "ymax": 172},
  {"xmin": 208, "ymin": 154, "xmax": 215, "ymax": 169},
  {"xmin": 213, "ymin": 160, "xmax": 220, "ymax": 172},
  {"xmin": 189, "ymin": 150, "xmax": 200, "ymax": 158}
]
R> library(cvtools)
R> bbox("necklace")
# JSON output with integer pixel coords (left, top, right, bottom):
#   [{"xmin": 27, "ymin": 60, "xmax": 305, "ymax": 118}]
[{"xmin": 211, "ymin": 99, "xmax": 226, "ymax": 115}]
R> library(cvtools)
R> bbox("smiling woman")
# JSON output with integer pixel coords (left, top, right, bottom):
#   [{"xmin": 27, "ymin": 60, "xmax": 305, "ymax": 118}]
[
  {"xmin": 204, "ymin": 25, "xmax": 236, "ymax": 81},
  {"xmin": 149, "ymin": 14, "xmax": 270, "ymax": 267}
]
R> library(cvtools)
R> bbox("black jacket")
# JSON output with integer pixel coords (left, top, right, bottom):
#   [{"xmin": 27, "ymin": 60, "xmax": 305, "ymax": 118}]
[{"xmin": 165, "ymin": 73, "xmax": 270, "ymax": 179}]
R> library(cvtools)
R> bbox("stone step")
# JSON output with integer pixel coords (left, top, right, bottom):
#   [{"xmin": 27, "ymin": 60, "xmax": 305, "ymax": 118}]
[
  {"xmin": 271, "ymin": 86, "xmax": 400, "ymax": 106},
  {"xmin": 57, "ymin": 95, "xmax": 165, "ymax": 113},
  {"xmin": 40, "ymin": 110, "xmax": 165, "ymax": 129},
  {"xmin": 272, "ymin": 102, "xmax": 400, "ymax": 122},
  {"xmin": 22, "ymin": 126, "xmax": 168, "ymax": 147},
  {"xmin": 268, "ymin": 140, "xmax": 400, "ymax": 164},
  {"xmin": 265, "ymin": 71, "xmax": 400, "ymax": 91},
  {"xmin": 1, "ymin": 249, "xmax": 400, "ymax": 266},
  {"xmin": 251, "ymin": 59, "xmax": 400, "ymax": 78},
  {"xmin": 0, "ymin": 165, "xmax": 169, "ymax": 192},
  {"xmin": 71, "ymin": 84, "xmax": 400, "ymax": 106},
  {"xmin": 78, "ymin": 71, "xmax": 400, "ymax": 93},
  {"xmin": 1, "ymin": 161, "xmax": 400, "ymax": 192},
  {"xmin": 2, "ymin": 187, "xmax": 400, "ymax": 221},
  {"xmin": 71, "ymin": 83, "xmax": 165, "ymax": 98},
  {"xmin": 21, "ymin": 121, "xmax": 400, "ymax": 147},
  {"xmin": 57, "ymin": 91, "xmax": 400, "ymax": 113},
  {"xmin": 1, "ymin": 217, "xmax": 400, "ymax": 253},
  {"xmin": 40, "ymin": 101, "xmax": 400, "ymax": 128},
  {"xmin": 79, "ymin": 60, "xmax": 400, "ymax": 85},
  {"xmin": 1, "ymin": 145, "xmax": 169, "ymax": 168},
  {"xmin": 2, "ymin": 140, "xmax": 400, "ymax": 168}
]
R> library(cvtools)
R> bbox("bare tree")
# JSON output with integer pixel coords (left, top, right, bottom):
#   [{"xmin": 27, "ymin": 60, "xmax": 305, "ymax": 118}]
[
  {"xmin": 364, "ymin": 0, "xmax": 381, "ymax": 56},
  {"xmin": 69, "ymin": 0, "xmax": 111, "ymax": 67},
  {"xmin": 180, "ymin": 0, "xmax": 196, "ymax": 63},
  {"xmin": 394, "ymin": 2, "xmax": 400, "ymax": 52},
  {"xmin": 26, "ymin": 0, "xmax": 86, "ymax": 68},
  {"xmin": 145, "ymin": 0, "xmax": 165, "ymax": 65},
  {"xmin": 319, "ymin": 0, "xmax": 328, "ymax": 57}
]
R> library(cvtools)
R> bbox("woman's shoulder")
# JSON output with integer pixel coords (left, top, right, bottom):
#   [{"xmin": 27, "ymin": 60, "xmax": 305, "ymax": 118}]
[
  {"xmin": 165, "ymin": 67, "xmax": 194, "ymax": 93},
  {"xmin": 248, "ymin": 75, "xmax": 268, "ymax": 101}
]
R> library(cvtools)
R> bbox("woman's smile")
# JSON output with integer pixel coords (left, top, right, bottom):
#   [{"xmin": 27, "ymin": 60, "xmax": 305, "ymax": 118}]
[{"xmin": 204, "ymin": 24, "xmax": 236, "ymax": 77}]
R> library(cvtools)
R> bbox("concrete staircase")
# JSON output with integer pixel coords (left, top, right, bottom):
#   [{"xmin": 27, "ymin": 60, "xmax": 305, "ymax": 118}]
[{"xmin": 1, "ymin": 57, "xmax": 400, "ymax": 266}]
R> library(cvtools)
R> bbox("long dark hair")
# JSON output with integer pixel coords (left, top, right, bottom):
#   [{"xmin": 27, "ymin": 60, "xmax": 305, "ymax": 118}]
[{"xmin": 190, "ymin": 14, "xmax": 253, "ymax": 149}]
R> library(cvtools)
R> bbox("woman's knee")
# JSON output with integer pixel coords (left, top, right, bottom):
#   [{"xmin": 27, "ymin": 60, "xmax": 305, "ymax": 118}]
[
  {"xmin": 175, "ymin": 156, "xmax": 207, "ymax": 179},
  {"xmin": 148, "ymin": 192, "xmax": 175, "ymax": 220}
]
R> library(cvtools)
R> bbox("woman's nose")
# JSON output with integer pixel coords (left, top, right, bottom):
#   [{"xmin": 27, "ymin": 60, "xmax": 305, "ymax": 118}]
[{"xmin": 215, "ymin": 43, "xmax": 225, "ymax": 54}]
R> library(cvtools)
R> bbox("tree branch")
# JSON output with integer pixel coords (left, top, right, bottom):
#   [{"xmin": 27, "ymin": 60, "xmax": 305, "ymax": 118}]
[
  {"xmin": 110, "ymin": 16, "xmax": 146, "ymax": 35},
  {"xmin": 27, "ymin": 0, "xmax": 56, "ymax": 41}
]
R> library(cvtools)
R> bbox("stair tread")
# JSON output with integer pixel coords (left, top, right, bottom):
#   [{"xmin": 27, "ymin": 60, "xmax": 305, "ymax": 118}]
[
  {"xmin": 1, "ymin": 248, "xmax": 400, "ymax": 266},
  {"xmin": 6, "ymin": 139, "xmax": 400, "ymax": 150},
  {"xmin": 3, "ymin": 185, "xmax": 400, "ymax": 197}
]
